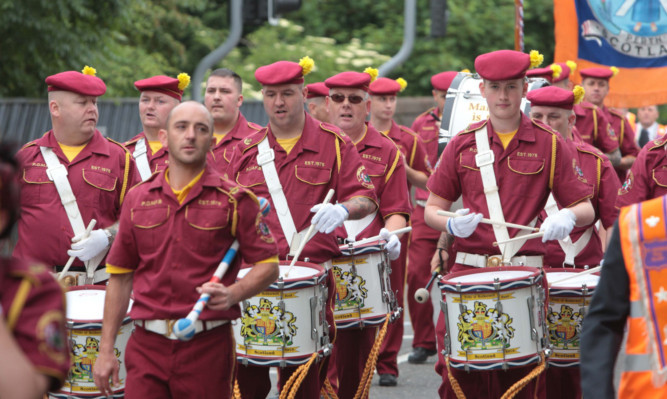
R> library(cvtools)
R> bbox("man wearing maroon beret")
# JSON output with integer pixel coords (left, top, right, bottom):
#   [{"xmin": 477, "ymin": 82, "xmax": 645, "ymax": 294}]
[
  {"xmin": 228, "ymin": 58, "xmax": 378, "ymax": 399},
  {"xmin": 580, "ymin": 67, "xmax": 639, "ymax": 182},
  {"xmin": 424, "ymin": 50, "xmax": 595, "ymax": 398},
  {"xmin": 324, "ymin": 69, "xmax": 411, "ymax": 394},
  {"xmin": 204, "ymin": 68, "xmax": 262, "ymax": 173},
  {"xmin": 125, "ymin": 73, "xmax": 189, "ymax": 181},
  {"xmin": 368, "ymin": 76, "xmax": 430, "ymax": 385},
  {"xmin": 305, "ymin": 81, "xmax": 331, "ymax": 123},
  {"xmin": 528, "ymin": 85, "xmax": 619, "ymax": 399},
  {"xmin": 13, "ymin": 67, "xmax": 139, "ymax": 285}
]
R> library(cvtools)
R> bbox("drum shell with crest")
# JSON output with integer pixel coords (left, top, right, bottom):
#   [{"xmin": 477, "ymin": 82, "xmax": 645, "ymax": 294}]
[{"xmin": 438, "ymin": 266, "xmax": 549, "ymax": 371}]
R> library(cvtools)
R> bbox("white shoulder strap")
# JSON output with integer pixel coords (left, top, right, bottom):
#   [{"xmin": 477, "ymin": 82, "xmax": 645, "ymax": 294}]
[
  {"xmin": 474, "ymin": 126, "xmax": 527, "ymax": 262},
  {"xmin": 544, "ymin": 194, "xmax": 594, "ymax": 265},
  {"xmin": 343, "ymin": 211, "xmax": 377, "ymax": 242},
  {"xmin": 257, "ymin": 136, "xmax": 299, "ymax": 248},
  {"xmin": 132, "ymin": 138, "xmax": 153, "ymax": 181}
]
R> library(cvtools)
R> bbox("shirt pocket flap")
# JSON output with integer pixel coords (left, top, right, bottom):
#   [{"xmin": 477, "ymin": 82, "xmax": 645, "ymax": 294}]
[
  {"xmin": 185, "ymin": 206, "xmax": 229, "ymax": 230},
  {"xmin": 507, "ymin": 157, "xmax": 545, "ymax": 175},
  {"xmin": 83, "ymin": 169, "xmax": 117, "ymax": 191},
  {"xmin": 132, "ymin": 206, "xmax": 170, "ymax": 229},
  {"xmin": 23, "ymin": 166, "xmax": 52, "ymax": 184},
  {"xmin": 653, "ymin": 168, "xmax": 667, "ymax": 187},
  {"xmin": 236, "ymin": 168, "xmax": 265, "ymax": 188},
  {"xmin": 363, "ymin": 161, "xmax": 387, "ymax": 177},
  {"xmin": 295, "ymin": 166, "xmax": 332, "ymax": 185},
  {"xmin": 459, "ymin": 152, "xmax": 480, "ymax": 171}
]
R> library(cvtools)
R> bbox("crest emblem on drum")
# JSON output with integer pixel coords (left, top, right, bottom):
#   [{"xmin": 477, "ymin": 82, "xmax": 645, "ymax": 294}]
[
  {"xmin": 332, "ymin": 265, "xmax": 369, "ymax": 310},
  {"xmin": 69, "ymin": 337, "xmax": 123, "ymax": 384},
  {"xmin": 239, "ymin": 298, "xmax": 298, "ymax": 346},
  {"xmin": 457, "ymin": 301, "xmax": 514, "ymax": 350},
  {"xmin": 547, "ymin": 305, "xmax": 583, "ymax": 349}
]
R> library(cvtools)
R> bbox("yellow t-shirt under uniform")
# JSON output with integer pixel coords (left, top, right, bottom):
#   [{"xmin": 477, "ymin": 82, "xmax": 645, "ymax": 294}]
[
  {"xmin": 148, "ymin": 141, "xmax": 163, "ymax": 155},
  {"xmin": 276, "ymin": 135, "xmax": 301, "ymax": 154},
  {"xmin": 496, "ymin": 129, "xmax": 518, "ymax": 150},
  {"xmin": 58, "ymin": 143, "xmax": 87, "ymax": 162},
  {"xmin": 213, "ymin": 133, "xmax": 226, "ymax": 145}
]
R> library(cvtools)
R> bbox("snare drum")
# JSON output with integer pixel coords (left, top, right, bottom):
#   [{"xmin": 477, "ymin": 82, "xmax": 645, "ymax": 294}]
[
  {"xmin": 545, "ymin": 269, "xmax": 599, "ymax": 367},
  {"xmin": 439, "ymin": 267, "xmax": 548, "ymax": 371},
  {"xmin": 331, "ymin": 240, "xmax": 395, "ymax": 329},
  {"xmin": 49, "ymin": 286, "xmax": 133, "ymax": 399},
  {"xmin": 233, "ymin": 261, "xmax": 330, "ymax": 367}
]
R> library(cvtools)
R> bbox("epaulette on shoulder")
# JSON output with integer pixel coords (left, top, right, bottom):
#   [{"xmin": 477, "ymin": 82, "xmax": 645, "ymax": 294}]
[
  {"xmin": 416, "ymin": 107, "xmax": 435, "ymax": 120},
  {"xmin": 460, "ymin": 120, "xmax": 487, "ymax": 135},
  {"xmin": 608, "ymin": 108, "xmax": 624, "ymax": 118},
  {"xmin": 19, "ymin": 140, "xmax": 38, "ymax": 151},
  {"xmin": 576, "ymin": 142, "xmax": 604, "ymax": 159},
  {"xmin": 399, "ymin": 125, "xmax": 419, "ymax": 138},
  {"xmin": 580, "ymin": 102, "xmax": 597, "ymax": 110},
  {"xmin": 124, "ymin": 135, "xmax": 141, "ymax": 146},
  {"xmin": 8, "ymin": 261, "xmax": 52, "ymax": 287},
  {"xmin": 240, "ymin": 129, "xmax": 268, "ymax": 153},
  {"xmin": 106, "ymin": 137, "xmax": 131, "ymax": 154},
  {"xmin": 650, "ymin": 137, "xmax": 667, "ymax": 150},
  {"xmin": 247, "ymin": 121, "xmax": 262, "ymax": 131},
  {"xmin": 531, "ymin": 119, "xmax": 557, "ymax": 135},
  {"xmin": 319, "ymin": 122, "xmax": 348, "ymax": 142}
]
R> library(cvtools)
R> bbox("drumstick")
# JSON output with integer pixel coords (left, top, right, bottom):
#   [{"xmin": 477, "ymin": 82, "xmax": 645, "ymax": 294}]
[
  {"xmin": 58, "ymin": 219, "xmax": 97, "ymax": 281},
  {"xmin": 492, "ymin": 232, "xmax": 544, "ymax": 246},
  {"xmin": 436, "ymin": 210, "xmax": 539, "ymax": 232},
  {"xmin": 173, "ymin": 197, "xmax": 270, "ymax": 341},
  {"xmin": 548, "ymin": 266, "xmax": 601, "ymax": 288},
  {"xmin": 283, "ymin": 189, "xmax": 335, "ymax": 278},
  {"xmin": 414, "ymin": 271, "xmax": 440, "ymax": 304},
  {"xmin": 350, "ymin": 226, "xmax": 412, "ymax": 247}
]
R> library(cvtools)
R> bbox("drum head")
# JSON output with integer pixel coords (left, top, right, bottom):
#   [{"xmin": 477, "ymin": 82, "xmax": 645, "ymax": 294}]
[
  {"xmin": 547, "ymin": 271, "xmax": 599, "ymax": 288},
  {"xmin": 446, "ymin": 269, "xmax": 535, "ymax": 284},
  {"xmin": 237, "ymin": 262, "xmax": 324, "ymax": 282},
  {"xmin": 66, "ymin": 286, "xmax": 132, "ymax": 321}
]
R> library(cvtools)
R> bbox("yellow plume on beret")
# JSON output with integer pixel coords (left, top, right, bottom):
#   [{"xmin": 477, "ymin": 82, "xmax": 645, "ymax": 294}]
[
  {"xmin": 177, "ymin": 73, "xmax": 191, "ymax": 91},
  {"xmin": 82, "ymin": 66, "xmax": 97, "ymax": 76},
  {"xmin": 566, "ymin": 60, "xmax": 577, "ymax": 72},
  {"xmin": 460, "ymin": 68, "xmax": 471, "ymax": 73},
  {"xmin": 610, "ymin": 66, "xmax": 620, "ymax": 77},
  {"xmin": 529, "ymin": 50, "xmax": 544, "ymax": 69},
  {"xmin": 299, "ymin": 56, "xmax": 315, "ymax": 76},
  {"xmin": 550, "ymin": 64, "xmax": 562, "ymax": 79},
  {"xmin": 573, "ymin": 85, "xmax": 585, "ymax": 105},
  {"xmin": 396, "ymin": 77, "xmax": 407, "ymax": 92},
  {"xmin": 364, "ymin": 67, "xmax": 379, "ymax": 82}
]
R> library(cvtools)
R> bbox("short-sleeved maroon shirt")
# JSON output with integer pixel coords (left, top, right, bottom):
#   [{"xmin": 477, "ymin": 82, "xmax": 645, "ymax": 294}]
[
  {"xmin": 542, "ymin": 141, "xmax": 620, "ymax": 268},
  {"xmin": 411, "ymin": 107, "xmax": 440, "ymax": 202},
  {"xmin": 124, "ymin": 132, "xmax": 170, "ymax": 175},
  {"xmin": 14, "ymin": 130, "xmax": 139, "ymax": 268},
  {"xmin": 207, "ymin": 113, "xmax": 262, "ymax": 174},
  {"xmin": 384, "ymin": 120, "xmax": 431, "ymax": 190},
  {"xmin": 616, "ymin": 136, "xmax": 667, "ymax": 208},
  {"xmin": 573, "ymin": 102, "xmax": 619, "ymax": 154},
  {"xmin": 106, "ymin": 165, "xmax": 278, "ymax": 321},
  {"xmin": 427, "ymin": 114, "xmax": 593, "ymax": 262},
  {"xmin": 226, "ymin": 113, "xmax": 378, "ymax": 263}
]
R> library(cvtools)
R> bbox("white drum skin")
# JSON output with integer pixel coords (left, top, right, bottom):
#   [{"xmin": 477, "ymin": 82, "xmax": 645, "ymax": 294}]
[
  {"xmin": 439, "ymin": 266, "xmax": 549, "ymax": 371},
  {"xmin": 234, "ymin": 262, "xmax": 329, "ymax": 367}
]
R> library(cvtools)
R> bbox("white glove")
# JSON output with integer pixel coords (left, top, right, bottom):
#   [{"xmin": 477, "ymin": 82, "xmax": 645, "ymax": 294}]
[
  {"xmin": 380, "ymin": 228, "xmax": 401, "ymax": 261},
  {"xmin": 540, "ymin": 208, "xmax": 576, "ymax": 242},
  {"xmin": 67, "ymin": 229, "xmax": 110, "ymax": 261},
  {"xmin": 446, "ymin": 208, "xmax": 483, "ymax": 238},
  {"xmin": 310, "ymin": 203, "xmax": 349, "ymax": 234}
]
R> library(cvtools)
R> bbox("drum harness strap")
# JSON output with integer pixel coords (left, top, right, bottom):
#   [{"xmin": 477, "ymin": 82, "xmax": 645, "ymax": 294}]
[
  {"xmin": 474, "ymin": 127, "xmax": 535, "ymax": 264},
  {"xmin": 343, "ymin": 211, "xmax": 377, "ymax": 242},
  {"xmin": 132, "ymin": 137, "xmax": 153, "ymax": 181},
  {"xmin": 257, "ymin": 137, "xmax": 311, "ymax": 256},
  {"xmin": 40, "ymin": 147, "xmax": 109, "ymax": 283},
  {"xmin": 544, "ymin": 194, "xmax": 594, "ymax": 266}
]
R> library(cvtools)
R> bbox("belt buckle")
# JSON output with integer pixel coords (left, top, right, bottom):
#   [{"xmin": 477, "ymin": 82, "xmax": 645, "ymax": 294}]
[
  {"xmin": 257, "ymin": 148, "xmax": 275, "ymax": 166},
  {"xmin": 486, "ymin": 256, "xmax": 502, "ymax": 268},
  {"xmin": 165, "ymin": 319, "xmax": 176, "ymax": 338}
]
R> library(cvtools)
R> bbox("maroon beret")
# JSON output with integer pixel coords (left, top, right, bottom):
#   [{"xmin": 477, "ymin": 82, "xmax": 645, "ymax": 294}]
[
  {"xmin": 431, "ymin": 71, "xmax": 458, "ymax": 91},
  {"xmin": 306, "ymin": 82, "xmax": 329, "ymax": 99},
  {"xmin": 526, "ymin": 67, "xmax": 554, "ymax": 83},
  {"xmin": 527, "ymin": 86, "xmax": 575, "ymax": 110},
  {"xmin": 134, "ymin": 75, "xmax": 184, "ymax": 100},
  {"xmin": 551, "ymin": 62, "xmax": 573, "ymax": 83},
  {"xmin": 368, "ymin": 77, "xmax": 401, "ymax": 95},
  {"xmin": 475, "ymin": 50, "xmax": 531, "ymax": 81},
  {"xmin": 255, "ymin": 61, "xmax": 305, "ymax": 86},
  {"xmin": 325, "ymin": 71, "xmax": 371, "ymax": 92},
  {"xmin": 45, "ymin": 71, "xmax": 106, "ymax": 96},
  {"xmin": 579, "ymin": 67, "xmax": 614, "ymax": 81}
]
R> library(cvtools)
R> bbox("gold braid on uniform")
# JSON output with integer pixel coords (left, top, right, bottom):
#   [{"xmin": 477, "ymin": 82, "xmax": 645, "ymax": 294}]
[
  {"xmin": 353, "ymin": 313, "xmax": 391, "ymax": 399},
  {"xmin": 279, "ymin": 352, "xmax": 319, "ymax": 399},
  {"xmin": 445, "ymin": 356, "xmax": 467, "ymax": 399},
  {"xmin": 321, "ymin": 379, "xmax": 339, "ymax": 399},
  {"xmin": 233, "ymin": 379, "xmax": 242, "ymax": 399},
  {"xmin": 499, "ymin": 353, "xmax": 546, "ymax": 399}
]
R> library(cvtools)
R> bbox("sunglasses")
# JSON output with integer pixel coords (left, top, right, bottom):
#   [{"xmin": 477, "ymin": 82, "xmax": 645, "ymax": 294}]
[{"xmin": 330, "ymin": 93, "xmax": 365, "ymax": 104}]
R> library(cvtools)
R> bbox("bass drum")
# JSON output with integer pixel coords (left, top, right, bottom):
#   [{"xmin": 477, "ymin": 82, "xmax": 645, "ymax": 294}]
[{"xmin": 438, "ymin": 73, "xmax": 549, "ymax": 157}]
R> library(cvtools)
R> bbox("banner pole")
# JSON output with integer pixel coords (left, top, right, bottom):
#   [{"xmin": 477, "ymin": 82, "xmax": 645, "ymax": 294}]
[{"xmin": 515, "ymin": 0, "xmax": 524, "ymax": 52}]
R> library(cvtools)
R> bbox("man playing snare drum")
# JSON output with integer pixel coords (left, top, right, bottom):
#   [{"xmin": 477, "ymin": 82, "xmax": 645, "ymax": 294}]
[
  {"xmin": 93, "ymin": 102, "xmax": 280, "ymax": 399},
  {"xmin": 227, "ymin": 57, "xmax": 378, "ymax": 399},
  {"xmin": 424, "ymin": 50, "xmax": 595, "ymax": 398}
]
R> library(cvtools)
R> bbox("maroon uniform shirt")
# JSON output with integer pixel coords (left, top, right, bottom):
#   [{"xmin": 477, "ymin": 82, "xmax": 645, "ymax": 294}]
[
  {"xmin": 106, "ymin": 165, "xmax": 278, "ymax": 321},
  {"xmin": 227, "ymin": 113, "xmax": 378, "ymax": 263},
  {"xmin": 616, "ymin": 136, "xmax": 667, "ymax": 208},
  {"xmin": 124, "ymin": 132, "xmax": 169, "ymax": 175},
  {"xmin": 602, "ymin": 106, "xmax": 640, "ymax": 181},
  {"xmin": 411, "ymin": 107, "xmax": 439, "ymax": 202},
  {"xmin": 14, "ymin": 130, "xmax": 138, "ymax": 268},
  {"xmin": 573, "ymin": 102, "xmax": 619, "ymax": 154},
  {"xmin": 207, "ymin": 113, "xmax": 262, "ymax": 173},
  {"xmin": 383, "ymin": 120, "xmax": 431, "ymax": 191},
  {"xmin": 427, "ymin": 114, "xmax": 593, "ymax": 269}
]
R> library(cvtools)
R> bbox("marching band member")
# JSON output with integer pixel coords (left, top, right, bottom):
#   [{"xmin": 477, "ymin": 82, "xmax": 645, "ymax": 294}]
[
  {"xmin": 204, "ymin": 68, "xmax": 262, "ymax": 173},
  {"xmin": 527, "ymin": 85, "xmax": 620, "ymax": 398},
  {"xmin": 368, "ymin": 75, "xmax": 429, "ymax": 386},
  {"xmin": 526, "ymin": 61, "xmax": 576, "ymax": 89},
  {"xmin": 227, "ymin": 58, "xmax": 378, "ymax": 399},
  {"xmin": 580, "ymin": 67, "xmax": 640, "ymax": 181},
  {"xmin": 407, "ymin": 70, "xmax": 457, "ymax": 365},
  {"xmin": 305, "ymin": 81, "xmax": 331, "ymax": 123},
  {"xmin": 325, "ymin": 70, "xmax": 411, "ymax": 394},
  {"xmin": 0, "ymin": 145, "xmax": 70, "ymax": 398},
  {"xmin": 13, "ymin": 67, "xmax": 138, "ymax": 285},
  {"xmin": 93, "ymin": 101, "xmax": 279, "ymax": 399},
  {"xmin": 424, "ymin": 49, "xmax": 595, "ymax": 398},
  {"xmin": 125, "ymin": 73, "xmax": 190, "ymax": 180}
]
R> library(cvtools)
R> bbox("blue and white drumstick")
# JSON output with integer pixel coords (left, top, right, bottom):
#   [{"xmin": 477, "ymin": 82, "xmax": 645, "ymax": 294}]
[{"xmin": 173, "ymin": 197, "xmax": 270, "ymax": 341}]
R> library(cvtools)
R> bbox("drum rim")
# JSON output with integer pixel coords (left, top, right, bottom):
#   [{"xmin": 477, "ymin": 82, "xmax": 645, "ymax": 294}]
[
  {"xmin": 338, "ymin": 239, "xmax": 384, "ymax": 251},
  {"xmin": 544, "ymin": 267, "xmax": 600, "ymax": 290},
  {"xmin": 65, "ymin": 285, "xmax": 133, "ymax": 323},
  {"xmin": 237, "ymin": 261, "xmax": 326, "ymax": 282},
  {"xmin": 440, "ymin": 266, "xmax": 541, "ymax": 285}
]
